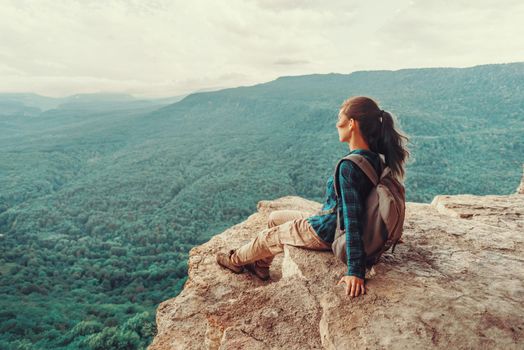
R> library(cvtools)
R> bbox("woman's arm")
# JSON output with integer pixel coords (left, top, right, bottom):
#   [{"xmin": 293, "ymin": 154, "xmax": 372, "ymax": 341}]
[{"xmin": 338, "ymin": 160, "xmax": 366, "ymax": 280}]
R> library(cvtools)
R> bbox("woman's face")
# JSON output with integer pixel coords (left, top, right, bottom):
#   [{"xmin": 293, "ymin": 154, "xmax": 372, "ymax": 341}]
[{"xmin": 336, "ymin": 109, "xmax": 353, "ymax": 143}]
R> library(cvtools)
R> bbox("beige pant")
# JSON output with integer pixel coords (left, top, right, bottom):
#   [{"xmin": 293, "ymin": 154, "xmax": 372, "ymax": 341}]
[{"xmin": 230, "ymin": 209, "xmax": 332, "ymax": 268}]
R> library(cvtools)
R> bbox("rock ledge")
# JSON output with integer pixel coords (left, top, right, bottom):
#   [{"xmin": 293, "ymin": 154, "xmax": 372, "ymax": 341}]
[{"xmin": 148, "ymin": 191, "xmax": 524, "ymax": 349}]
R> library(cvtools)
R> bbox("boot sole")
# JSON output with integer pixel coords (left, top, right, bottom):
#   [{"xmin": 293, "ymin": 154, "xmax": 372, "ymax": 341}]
[{"xmin": 244, "ymin": 263, "xmax": 270, "ymax": 281}]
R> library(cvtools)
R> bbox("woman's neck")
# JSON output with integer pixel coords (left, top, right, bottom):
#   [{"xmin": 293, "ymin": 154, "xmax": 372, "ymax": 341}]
[{"xmin": 348, "ymin": 137, "xmax": 370, "ymax": 151}]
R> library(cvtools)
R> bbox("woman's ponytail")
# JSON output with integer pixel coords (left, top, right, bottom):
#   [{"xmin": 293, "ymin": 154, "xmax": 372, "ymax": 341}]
[
  {"xmin": 377, "ymin": 110, "xmax": 410, "ymax": 182},
  {"xmin": 340, "ymin": 96, "xmax": 411, "ymax": 182}
]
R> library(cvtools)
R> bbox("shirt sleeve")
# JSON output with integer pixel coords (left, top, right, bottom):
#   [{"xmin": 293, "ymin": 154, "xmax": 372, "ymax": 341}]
[{"xmin": 338, "ymin": 160, "xmax": 366, "ymax": 279}]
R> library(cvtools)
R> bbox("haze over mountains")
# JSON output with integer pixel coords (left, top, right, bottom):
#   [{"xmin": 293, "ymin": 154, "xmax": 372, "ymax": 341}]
[
  {"xmin": 1, "ymin": 62, "xmax": 523, "ymax": 349},
  {"xmin": 0, "ymin": 92, "xmax": 188, "ymax": 116}
]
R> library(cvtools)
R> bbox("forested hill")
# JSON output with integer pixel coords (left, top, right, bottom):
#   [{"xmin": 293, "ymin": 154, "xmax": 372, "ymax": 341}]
[
  {"xmin": 1, "ymin": 62, "xmax": 522, "ymax": 349},
  {"xmin": 138, "ymin": 61, "xmax": 523, "ymax": 201}
]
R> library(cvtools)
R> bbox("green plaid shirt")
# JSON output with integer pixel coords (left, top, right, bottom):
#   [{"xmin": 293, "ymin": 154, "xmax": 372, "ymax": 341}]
[{"xmin": 307, "ymin": 149, "xmax": 382, "ymax": 279}]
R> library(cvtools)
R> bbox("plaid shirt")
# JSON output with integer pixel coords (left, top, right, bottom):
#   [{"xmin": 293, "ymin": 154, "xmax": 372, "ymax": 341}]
[{"xmin": 307, "ymin": 149, "xmax": 382, "ymax": 279}]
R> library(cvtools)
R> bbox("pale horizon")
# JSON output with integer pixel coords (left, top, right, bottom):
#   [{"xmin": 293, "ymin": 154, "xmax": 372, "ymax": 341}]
[
  {"xmin": 1, "ymin": 60, "xmax": 522, "ymax": 100},
  {"xmin": 1, "ymin": 0, "xmax": 523, "ymax": 99}
]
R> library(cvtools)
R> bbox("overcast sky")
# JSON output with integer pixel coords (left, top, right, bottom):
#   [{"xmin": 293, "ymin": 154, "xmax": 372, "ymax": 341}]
[{"xmin": 0, "ymin": 0, "xmax": 522, "ymax": 98}]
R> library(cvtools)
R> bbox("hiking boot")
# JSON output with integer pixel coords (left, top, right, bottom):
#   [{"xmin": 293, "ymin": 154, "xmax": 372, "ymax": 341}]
[
  {"xmin": 244, "ymin": 262, "xmax": 270, "ymax": 281},
  {"xmin": 216, "ymin": 249, "xmax": 245, "ymax": 274}
]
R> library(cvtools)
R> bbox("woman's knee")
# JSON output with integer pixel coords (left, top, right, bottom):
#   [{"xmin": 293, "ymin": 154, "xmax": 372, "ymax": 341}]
[
  {"xmin": 267, "ymin": 211, "xmax": 280, "ymax": 228},
  {"xmin": 268, "ymin": 210, "xmax": 304, "ymax": 228}
]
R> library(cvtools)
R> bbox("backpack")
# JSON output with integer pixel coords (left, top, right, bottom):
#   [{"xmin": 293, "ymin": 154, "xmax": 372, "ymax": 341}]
[{"xmin": 331, "ymin": 153, "xmax": 406, "ymax": 268}]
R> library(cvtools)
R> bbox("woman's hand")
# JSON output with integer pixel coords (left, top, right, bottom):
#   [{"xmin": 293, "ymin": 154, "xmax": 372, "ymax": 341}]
[{"xmin": 337, "ymin": 275, "xmax": 366, "ymax": 297}]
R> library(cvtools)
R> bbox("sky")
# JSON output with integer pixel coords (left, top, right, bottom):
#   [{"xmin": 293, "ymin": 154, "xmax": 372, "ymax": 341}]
[{"xmin": 0, "ymin": 0, "xmax": 523, "ymax": 98}]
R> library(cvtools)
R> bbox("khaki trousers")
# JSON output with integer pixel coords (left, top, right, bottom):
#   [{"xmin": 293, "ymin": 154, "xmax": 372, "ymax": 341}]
[{"xmin": 230, "ymin": 209, "xmax": 332, "ymax": 268}]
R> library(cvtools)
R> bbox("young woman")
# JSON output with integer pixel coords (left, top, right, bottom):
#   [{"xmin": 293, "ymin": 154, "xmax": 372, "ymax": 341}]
[{"xmin": 216, "ymin": 96, "xmax": 410, "ymax": 298}]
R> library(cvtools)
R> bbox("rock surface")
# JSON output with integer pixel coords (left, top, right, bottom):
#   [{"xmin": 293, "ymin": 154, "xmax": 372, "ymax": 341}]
[{"xmin": 148, "ymin": 189, "xmax": 524, "ymax": 350}]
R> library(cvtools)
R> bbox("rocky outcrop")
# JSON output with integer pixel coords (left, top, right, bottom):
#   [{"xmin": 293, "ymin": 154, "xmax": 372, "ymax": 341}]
[{"xmin": 148, "ymin": 189, "xmax": 524, "ymax": 349}]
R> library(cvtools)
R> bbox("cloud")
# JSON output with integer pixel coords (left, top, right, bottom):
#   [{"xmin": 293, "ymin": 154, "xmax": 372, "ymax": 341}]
[
  {"xmin": 273, "ymin": 58, "xmax": 310, "ymax": 65},
  {"xmin": 372, "ymin": 0, "xmax": 524, "ymax": 67},
  {"xmin": 0, "ymin": 0, "xmax": 522, "ymax": 98}
]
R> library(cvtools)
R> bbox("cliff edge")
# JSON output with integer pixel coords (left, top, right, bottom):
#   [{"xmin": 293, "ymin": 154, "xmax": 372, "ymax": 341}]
[{"xmin": 148, "ymin": 173, "xmax": 524, "ymax": 349}]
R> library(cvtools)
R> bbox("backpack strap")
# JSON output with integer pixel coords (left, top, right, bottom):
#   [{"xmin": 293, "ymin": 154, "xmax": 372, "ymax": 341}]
[
  {"xmin": 332, "ymin": 152, "xmax": 384, "ymax": 231},
  {"xmin": 391, "ymin": 240, "xmax": 399, "ymax": 254},
  {"xmin": 333, "ymin": 154, "xmax": 383, "ymax": 197},
  {"xmin": 345, "ymin": 154, "xmax": 381, "ymax": 186}
]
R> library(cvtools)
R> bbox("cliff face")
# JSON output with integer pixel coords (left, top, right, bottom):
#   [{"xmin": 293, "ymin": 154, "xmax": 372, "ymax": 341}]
[{"xmin": 148, "ymin": 180, "xmax": 524, "ymax": 349}]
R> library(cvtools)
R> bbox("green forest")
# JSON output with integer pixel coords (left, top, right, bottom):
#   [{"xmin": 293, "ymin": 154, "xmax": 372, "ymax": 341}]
[{"xmin": 0, "ymin": 62, "xmax": 523, "ymax": 349}]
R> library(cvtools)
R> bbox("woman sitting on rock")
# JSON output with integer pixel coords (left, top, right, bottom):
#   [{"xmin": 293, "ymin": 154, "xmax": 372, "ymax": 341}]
[{"xmin": 216, "ymin": 96, "xmax": 410, "ymax": 298}]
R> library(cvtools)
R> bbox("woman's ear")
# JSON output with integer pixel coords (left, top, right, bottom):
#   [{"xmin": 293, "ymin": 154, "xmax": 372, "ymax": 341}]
[{"xmin": 348, "ymin": 118, "xmax": 354, "ymax": 130}]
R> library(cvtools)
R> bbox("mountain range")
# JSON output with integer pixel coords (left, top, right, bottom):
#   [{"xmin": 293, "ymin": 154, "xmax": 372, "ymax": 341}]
[{"xmin": 0, "ymin": 61, "xmax": 522, "ymax": 349}]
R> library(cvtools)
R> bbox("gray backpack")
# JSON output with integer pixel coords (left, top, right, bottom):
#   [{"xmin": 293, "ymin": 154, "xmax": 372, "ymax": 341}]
[{"xmin": 330, "ymin": 153, "xmax": 406, "ymax": 268}]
